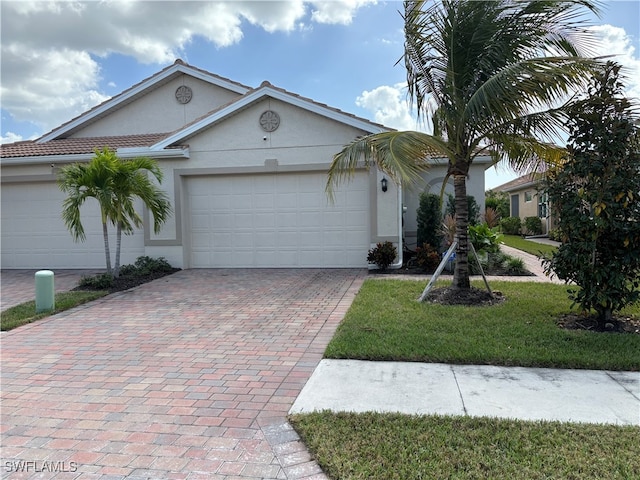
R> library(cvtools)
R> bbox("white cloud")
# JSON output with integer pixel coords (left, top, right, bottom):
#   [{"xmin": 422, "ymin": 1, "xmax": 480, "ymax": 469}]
[
  {"xmin": 310, "ymin": 0, "xmax": 377, "ymax": 25},
  {"xmin": 1, "ymin": 46, "xmax": 109, "ymax": 133},
  {"xmin": 590, "ymin": 24, "xmax": 640, "ymax": 102},
  {"xmin": 0, "ymin": 0, "xmax": 372, "ymax": 136},
  {"xmin": 0, "ymin": 132, "xmax": 24, "ymax": 145},
  {"xmin": 356, "ymin": 83, "xmax": 425, "ymax": 132}
]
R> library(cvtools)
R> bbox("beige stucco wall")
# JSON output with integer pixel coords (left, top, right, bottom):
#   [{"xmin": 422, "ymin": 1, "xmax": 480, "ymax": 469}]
[
  {"xmin": 71, "ymin": 75, "xmax": 242, "ymax": 138},
  {"xmin": 511, "ymin": 188, "xmax": 548, "ymax": 234},
  {"xmin": 402, "ymin": 161, "xmax": 488, "ymax": 249},
  {"xmin": 2, "ymin": 95, "xmax": 402, "ymax": 269}
]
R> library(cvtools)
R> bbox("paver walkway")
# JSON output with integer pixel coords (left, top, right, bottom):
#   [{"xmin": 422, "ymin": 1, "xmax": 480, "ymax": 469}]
[{"xmin": 1, "ymin": 269, "xmax": 365, "ymax": 479}]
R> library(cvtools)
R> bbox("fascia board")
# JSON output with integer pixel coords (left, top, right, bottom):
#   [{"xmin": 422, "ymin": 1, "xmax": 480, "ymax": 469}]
[
  {"xmin": 1, "ymin": 153, "xmax": 95, "ymax": 166},
  {"xmin": 37, "ymin": 64, "xmax": 249, "ymax": 144},
  {"xmin": 116, "ymin": 147, "xmax": 189, "ymax": 159},
  {"xmin": 265, "ymin": 88, "xmax": 392, "ymax": 134},
  {"xmin": 153, "ymin": 86, "xmax": 391, "ymax": 150},
  {"xmin": 501, "ymin": 181, "xmax": 538, "ymax": 193},
  {"xmin": 1, "ymin": 147, "xmax": 189, "ymax": 167}
]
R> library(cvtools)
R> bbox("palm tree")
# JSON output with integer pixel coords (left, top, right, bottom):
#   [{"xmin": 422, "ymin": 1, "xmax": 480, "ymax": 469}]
[
  {"xmin": 59, "ymin": 147, "xmax": 172, "ymax": 277},
  {"xmin": 110, "ymin": 156, "xmax": 172, "ymax": 277},
  {"xmin": 327, "ymin": 0, "xmax": 602, "ymax": 290}
]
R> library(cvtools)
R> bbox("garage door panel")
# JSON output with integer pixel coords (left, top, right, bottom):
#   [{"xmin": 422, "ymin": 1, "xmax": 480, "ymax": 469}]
[
  {"xmin": 187, "ymin": 172, "xmax": 370, "ymax": 268},
  {"xmin": 2, "ymin": 183, "xmax": 144, "ymax": 269}
]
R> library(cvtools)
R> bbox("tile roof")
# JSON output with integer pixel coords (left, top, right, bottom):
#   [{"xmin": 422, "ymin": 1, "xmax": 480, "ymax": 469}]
[
  {"xmin": 0, "ymin": 133, "xmax": 173, "ymax": 158},
  {"xmin": 3, "ymin": 60, "xmax": 391, "ymax": 160},
  {"xmin": 38, "ymin": 59, "xmax": 251, "ymax": 142},
  {"xmin": 157, "ymin": 79, "xmax": 393, "ymax": 147},
  {"xmin": 257, "ymin": 81, "xmax": 392, "ymax": 132},
  {"xmin": 493, "ymin": 172, "xmax": 542, "ymax": 192}
]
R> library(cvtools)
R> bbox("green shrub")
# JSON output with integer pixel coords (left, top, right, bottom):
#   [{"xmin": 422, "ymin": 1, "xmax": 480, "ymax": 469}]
[
  {"xmin": 505, "ymin": 257, "xmax": 527, "ymax": 274},
  {"xmin": 469, "ymin": 223, "xmax": 502, "ymax": 254},
  {"xmin": 468, "ymin": 249, "xmax": 488, "ymax": 275},
  {"xmin": 500, "ymin": 216, "xmax": 522, "ymax": 235},
  {"xmin": 416, "ymin": 193, "xmax": 442, "ymax": 249},
  {"xmin": 542, "ymin": 62, "xmax": 640, "ymax": 325},
  {"xmin": 485, "ymin": 190, "xmax": 510, "ymax": 219},
  {"xmin": 79, "ymin": 273, "xmax": 114, "ymax": 289},
  {"xmin": 118, "ymin": 263, "xmax": 138, "ymax": 276},
  {"xmin": 548, "ymin": 228, "xmax": 562, "ymax": 242},
  {"xmin": 524, "ymin": 216, "xmax": 543, "ymax": 235},
  {"xmin": 367, "ymin": 242, "xmax": 397, "ymax": 270},
  {"xmin": 120, "ymin": 256, "xmax": 174, "ymax": 276},
  {"xmin": 414, "ymin": 243, "xmax": 440, "ymax": 272}
]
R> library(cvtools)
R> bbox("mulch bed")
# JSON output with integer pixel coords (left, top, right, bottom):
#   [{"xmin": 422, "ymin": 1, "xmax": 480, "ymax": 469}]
[
  {"xmin": 557, "ymin": 313, "xmax": 640, "ymax": 335},
  {"xmin": 423, "ymin": 286, "xmax": 505, "ymax": 306},
  {"xmin": 73, "ymin": 269, "xmax": 181, "ymax": 294}
]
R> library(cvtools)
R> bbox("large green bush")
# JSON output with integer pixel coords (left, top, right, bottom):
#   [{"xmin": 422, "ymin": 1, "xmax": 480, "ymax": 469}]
[
  {"xmin": 416, "ymin": 192, "xmax": 443, "ymax": 249},
  {"xmin": 469, "ymin": 223, "xmax": 502, "ymax": 254},
  {"xmin": 500, "ymin": 217, "xmax": 522, "ymax": 235},
  {"xmin": 446, "ymin": 194, "xmax": 480, "ymax": 226},
  {"xmin": 543, "ymin": 62, "xmax": 640, "ymax": 326},
  {"xmin": 524, "ymin": 216, "xmax": 543, "ymax": 236},
  {"xmin": 485, "ymin": 190, "xmax": 510, "ymax": 219}
]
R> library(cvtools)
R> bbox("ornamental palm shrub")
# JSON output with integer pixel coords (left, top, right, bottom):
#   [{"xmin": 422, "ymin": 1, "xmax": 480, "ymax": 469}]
[
  {"xmin": 415, "ymin": 243, "xmax": 440, "ymax": 272},
  {"xmin": 483, "ymin": 207, "xmax": 500, "ymax": 228},
  {"xmin": 367, "ymin": 241, "xmax": 398, "ymax": 270},
  {"xmin": 543, "ymin": 62, "xmax": 640, "ymax": 327},
  {"xmin": 59, "ymin": 148, "xmax": 172, "ymax": 277}
]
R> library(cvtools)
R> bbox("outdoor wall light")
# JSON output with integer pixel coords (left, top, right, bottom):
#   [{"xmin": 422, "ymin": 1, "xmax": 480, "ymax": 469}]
[{"xmin": 381, "ymin": 177, "xmax": 388, "ymax": 192}]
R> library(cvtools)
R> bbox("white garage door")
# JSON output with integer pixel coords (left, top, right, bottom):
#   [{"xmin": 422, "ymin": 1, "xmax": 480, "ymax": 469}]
[
  {"xmin": 187, "ymin": 172, "xmax": 370, "ymax": 267},
  {"xmin": 1, "ymin": 182, "xmax": 144, "ymax": 269}
]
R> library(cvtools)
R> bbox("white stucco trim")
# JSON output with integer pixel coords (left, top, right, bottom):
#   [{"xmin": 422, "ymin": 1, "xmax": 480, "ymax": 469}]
[
  {"xmin": 37, "ymin": 63, "xmax": 250, "ymax": 143},
  {"xmin": 153, "ymin": 86, "xmax": 391, "ymax": 150},
  {"xmin": 116, "ymin": 147, "xmax": 190, "ymax": 159}
]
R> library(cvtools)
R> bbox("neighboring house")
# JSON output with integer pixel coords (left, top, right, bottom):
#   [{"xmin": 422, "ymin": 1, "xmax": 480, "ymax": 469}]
[
  {"xmin": 1, "ymin": 60, "xmax": 487, "ymax": 270},
  {"xmin": 494, "ymin": 172, "xmax": 553, "ymax": 234}
]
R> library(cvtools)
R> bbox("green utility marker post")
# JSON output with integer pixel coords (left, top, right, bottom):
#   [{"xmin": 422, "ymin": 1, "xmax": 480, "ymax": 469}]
[{"xmin": 35, "ymin": 270, "xmax": 55, "ymax": 313}]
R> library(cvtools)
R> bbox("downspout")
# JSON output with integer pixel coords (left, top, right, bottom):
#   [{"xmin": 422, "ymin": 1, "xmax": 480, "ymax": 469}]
[{"xmin": 389, "ymin": 181, "xmax": 404, "ymax": 269}]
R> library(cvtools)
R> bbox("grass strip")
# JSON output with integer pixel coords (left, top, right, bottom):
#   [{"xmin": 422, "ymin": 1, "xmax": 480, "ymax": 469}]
[
  {"xmin": 1, "ymin": 290, "xmax": 108, "ymax": 331},
  {"xmin": 290, "ymin": 411, "xmax": 640, "ymax": 480},
  {"xmin": 501, "ymin": 235, "xmax": 557, "ymax": 258},
  {"xmin": 325, "ymin": 280, "xmax": 640, "ymax": 371}
]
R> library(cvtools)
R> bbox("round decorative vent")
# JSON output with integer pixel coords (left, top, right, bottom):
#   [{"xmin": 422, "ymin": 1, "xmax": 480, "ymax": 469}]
[
  {"xmin": 259, "ymin": 110, "xmax": 280, "ymax": 132},
  {"xmin": 175, "ymin": 85, "xmax": 192, "ymax": 104}
]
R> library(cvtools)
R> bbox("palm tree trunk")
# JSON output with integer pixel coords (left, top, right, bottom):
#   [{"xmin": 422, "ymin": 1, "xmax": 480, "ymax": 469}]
[
  {"xmin": 114, "ymin": 222, "xmax": 122, "ymax": 278},
  {"xmin": 102, "ymin": 221, "xmax": 112, "ymax": 275},
  {"xmin": 453, "ymin": 174, "xmax": 470, "ymax": 290}
]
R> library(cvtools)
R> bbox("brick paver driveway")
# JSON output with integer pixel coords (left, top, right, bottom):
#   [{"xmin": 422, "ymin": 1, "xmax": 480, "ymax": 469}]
[{"xmin": 1, "ymin": 269, "xmax": 365, "ymax": 479}]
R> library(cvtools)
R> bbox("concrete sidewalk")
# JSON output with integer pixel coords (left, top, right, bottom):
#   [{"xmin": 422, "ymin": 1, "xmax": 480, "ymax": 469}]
[{"xmin": 290, "ymin": 360, "xmax": 640, "ymax": 425}]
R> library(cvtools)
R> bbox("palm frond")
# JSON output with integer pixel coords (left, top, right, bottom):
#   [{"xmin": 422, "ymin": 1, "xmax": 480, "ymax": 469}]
[{"xmin": 326, "ymin": 131, "xmax": 451, "ymax": 199}]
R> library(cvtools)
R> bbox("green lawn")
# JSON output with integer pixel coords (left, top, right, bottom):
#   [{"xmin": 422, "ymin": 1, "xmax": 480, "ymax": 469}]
[
  {"xmin": 1, "ymin": 290, "xmax": 108, "ymax": 331},
  {"xmin": 501, "ymin": 234, "xmax": 558, "ymax": 258},
  {"xmin": 324, "ymin": 280, "xmax": 640, "ymax": 371},
  {"xmin": 300, "ymin": 276, "xmax": 640, "ymax": 479},
  {"xmin": 290, "ymin": 412, "xmax": 640, "ymax": 480}
]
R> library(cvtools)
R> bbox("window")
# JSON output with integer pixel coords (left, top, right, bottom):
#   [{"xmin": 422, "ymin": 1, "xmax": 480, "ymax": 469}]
[{"xmin": 524, "ymin": 191, "xmax": 533, "ymax": 203}]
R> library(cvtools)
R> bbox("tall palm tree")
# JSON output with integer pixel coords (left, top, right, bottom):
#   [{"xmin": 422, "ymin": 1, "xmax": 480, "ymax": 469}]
[
  {"xmin": 59, "ymin": 147, "xmax": 172, "ymax": 277},
  {"xmin": 327, "ymin": 0, "xmax": 602, "ymax": 290}
]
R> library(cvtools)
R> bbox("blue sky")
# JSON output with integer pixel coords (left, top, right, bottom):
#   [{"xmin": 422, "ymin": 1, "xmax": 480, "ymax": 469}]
[{"xmin": 1, "ymin": 1, "xmax": 638, "ymax": 189}]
